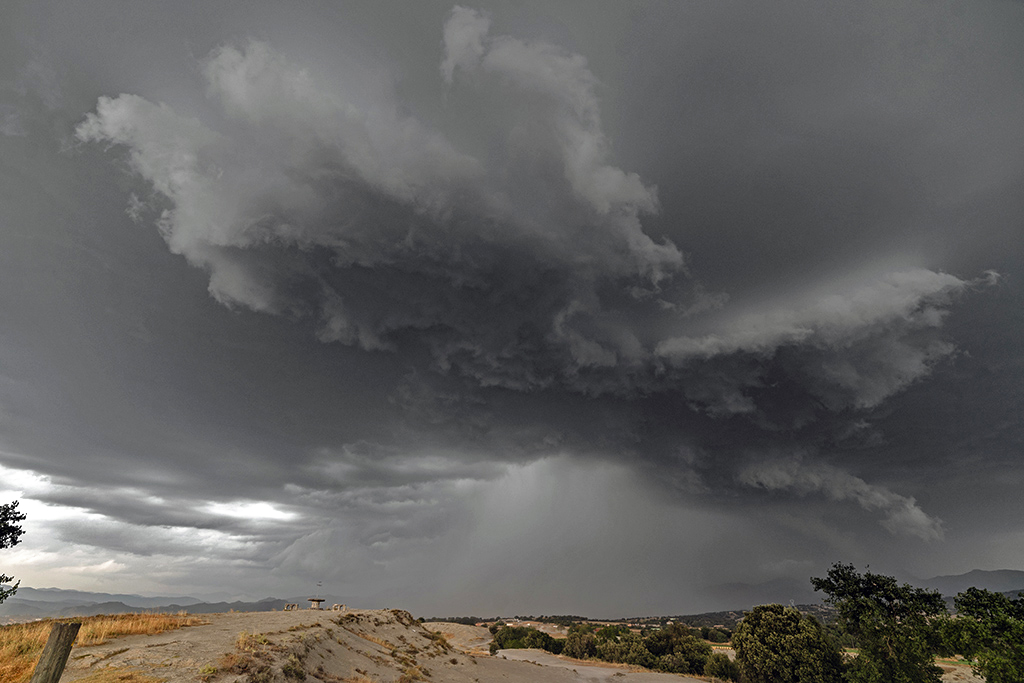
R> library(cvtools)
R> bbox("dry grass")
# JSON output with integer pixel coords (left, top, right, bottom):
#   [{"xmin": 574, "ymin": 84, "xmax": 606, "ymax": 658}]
[
  {"xmin": 0, "ymin": 613, "xmax": 206, "ymax": 683},
  {"xmin": 76, "ymin": 612, "xmax": 207, "ymax": 646},
  {"xmin": 216, "ymin": 651, "xmax": 244, "ymax": 669},
  {"xmin": 216, "ymin": 628, "xmax": 289, "ymax": 682},
  {"xmin": 335, "ymin": 622, "xmax": 397, "ymax": 652},
  {"xmin": 236, "ymin": 629, "xmax": 272, "ymax": 652},
  {"xmin": 354, "ymin": 631, "xmax": 396, "ymax": 650},
  {"xmin": 396, "ymin": 664, "xmax": 427, "ymax": 682}
]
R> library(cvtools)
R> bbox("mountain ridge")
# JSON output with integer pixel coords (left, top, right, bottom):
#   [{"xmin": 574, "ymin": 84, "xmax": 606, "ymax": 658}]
[
  {"xmin": 702, "ymin": 568, "xmax": 1024, "ymax": 611},
  {"xmin": 914, "ymin": 569, "xmax": 1024, "ymax": 596}
]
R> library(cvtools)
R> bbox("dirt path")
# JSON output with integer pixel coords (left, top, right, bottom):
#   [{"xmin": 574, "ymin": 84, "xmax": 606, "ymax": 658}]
[
  {"xmin": 496, "ymin": 649, "xmax": 703, "ymax": 682},
  {"xmin": 61, "ymin": 610, "xmax": 337, "ymax": 682},
  {"xmin": 939, "ymin": 663, "xmax": 986, "ymax": 683},
  {"xmin": 58, "ymin": 609, "xmax": 704, "ymax": 683},
  {"xmin": 421, "ymin": 622, "xmax": 492, "ymax": 655}
]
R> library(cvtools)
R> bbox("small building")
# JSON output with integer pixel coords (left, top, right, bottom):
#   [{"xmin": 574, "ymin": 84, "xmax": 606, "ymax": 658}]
[{"xmin": 308, "ymin": 598, "xmax": 325, "ymax": 610}]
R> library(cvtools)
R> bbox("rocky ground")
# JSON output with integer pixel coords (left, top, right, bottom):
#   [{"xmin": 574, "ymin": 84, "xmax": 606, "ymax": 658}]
[
  {"xmin": 57, "ymin": 608, "xmax": 699, "ymax": 683},
  {"xmin": 54, "ymin": 608, "xmax": 983, "ymax": 683}
]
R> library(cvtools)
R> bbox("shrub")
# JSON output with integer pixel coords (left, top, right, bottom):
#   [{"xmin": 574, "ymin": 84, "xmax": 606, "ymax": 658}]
[
  {"xmin": 489, "ymin": 624, "xmax": 563, "ymax": 656},
  {"xmin": 562, "ymin": 632, "xmax": 597, "ymax": 659},
  {"xmin": 646, "ymin": 624, "xmax": 711, "ymax": 674},
  {"xmin": 283, "ymin": 653, "xmax": 307, "ymax": 679},
  {"xmin": 704, "ymin": 651, "xmax": 741, "ymax": 682},
  {"xmin": 948, "ymin": 587, "xmax": 1024, "ymax": 683},
  {"xmin": 732, "ymin": 604, "xmax": 843, "ymax": 683}
]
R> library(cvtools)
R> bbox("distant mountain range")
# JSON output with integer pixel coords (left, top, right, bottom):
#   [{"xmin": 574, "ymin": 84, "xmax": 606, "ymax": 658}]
[
  {"xmin": 10, "ymin": 586, "xmax": 206, "ymax": 608},
  {"xmin": 0, "ymin": 585, "xmax": 355, "ymax": 622},
  {"xmin": 3, "ymin": 568, "xmax": 1022, "ymax": 622},
  {"xmin": 909, "ymin": 569, "xmax": 1024, "ymax": 597}
]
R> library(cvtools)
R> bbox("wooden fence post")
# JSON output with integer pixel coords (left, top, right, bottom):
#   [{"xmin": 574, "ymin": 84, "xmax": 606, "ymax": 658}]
[{"xmin": 30, "ymin": 622, "xmax": 81, "ymax": 683}]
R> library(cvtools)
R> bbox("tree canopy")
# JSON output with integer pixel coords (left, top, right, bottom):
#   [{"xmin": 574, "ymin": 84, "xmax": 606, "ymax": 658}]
[
  {"xmin": 947, "ymin": 587, "xmax": 1024, "ymax": 683},
  {"xmin": 732, "ymin": 603, "xmax": 844, "ymax": 683},
  {"xmin": 489, "ymin": 624, "xmax": 563, "ymax": 655},
  {"xmin": 494, "ymin": 619, "xmax": 727, "ymax": 678},
  {"xmin": 811, "ymin": 562, "xmax": 948, "ymax": 683},
  {"xmin": 1, "ymin": 499, "xmax": 27, "ymax": 604}
]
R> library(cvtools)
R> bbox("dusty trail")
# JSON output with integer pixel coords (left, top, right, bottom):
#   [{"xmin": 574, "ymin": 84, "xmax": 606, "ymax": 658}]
[
  {"xmin": 56, "ymin": 609, "xmax": 702, "ymax": 683},
  {"xmin": 61, "ymin": 610, "xmax": 331, "ymax": 682},
  {"xmin": 53, "ymin": 608, "xmax": 983, "ymax": 683}
]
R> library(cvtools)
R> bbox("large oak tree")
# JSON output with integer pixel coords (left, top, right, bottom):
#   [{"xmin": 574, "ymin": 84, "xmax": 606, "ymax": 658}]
[{"xmin": 812, "ymin": 562, "xmax": 948, "ymax": 683}]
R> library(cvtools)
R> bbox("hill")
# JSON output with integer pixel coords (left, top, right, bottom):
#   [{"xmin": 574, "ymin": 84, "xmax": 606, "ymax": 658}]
[
  {"xmin": 8, "ymin": 586, "xmax": 204, "ymax": 608},
  {"xmin": 0, "ymin": 585, "xmax": 355, "ymax": 623},
  {"xmin": 915, "ymin": 569, "xmax": 1024, "ymax": 596},
  {"xmin": 51, "ymin": 607, "xmax": 704, "ymax": 683}
]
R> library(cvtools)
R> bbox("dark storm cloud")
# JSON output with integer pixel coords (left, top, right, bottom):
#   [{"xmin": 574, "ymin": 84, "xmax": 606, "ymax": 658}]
[
  {"xmin": 74, "ymin": 34, "xmax": 686, "ymax": 393},
  {"xmin": 69, "ymin": 6, "xmax": 999, "ymax": 546},
  {"xmin": 738, "ymin": 455, "xmax": 943, "ymax": 541},
  {"xmin": 3, "ymin": 0, "xmax": 1023, "ymax": 610}
]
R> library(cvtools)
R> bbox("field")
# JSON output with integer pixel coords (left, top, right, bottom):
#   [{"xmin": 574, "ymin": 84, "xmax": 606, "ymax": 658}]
[{"xmin": 0, "ymin": 613, "xmax": 206, "ymax": 683}]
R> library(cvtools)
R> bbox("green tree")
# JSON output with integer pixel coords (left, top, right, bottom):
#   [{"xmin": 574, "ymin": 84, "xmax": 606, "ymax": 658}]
[
  {"xmin": 811, "ymin": 562, "xmax": 948, "ymax": 683},
  {"xmin": 595, "ymin": 624, "xmax": 629, "ymax": 641},
  {"xmin": 488, "ymin": 625, "xmax": 563, "ymax": 655},
  {"xmin": 645, "ymin": 624, "xmax": 712, "ymax": 674},
  {"xmin": 596, "ymin": 632, "xmax": 654, "ymax": 668},
  {"xmin": 1, "ymin": 500, "xmax": 27, "ymax": 604},
  {"xmin": 707, "ymin": 627, "xmax": 730, "ymax": 643},
  {"xmin": 621, "ymin": 634, "xmax": 655, "ymax": 668},
  {"xmin": 732, "ymin": 603, "xmax": 844, "ymax": 683},
  {"xmin": 704, "ymin": 650, "xmax": 742, "ymax": 681},
  {"xmin": 947, "ymin": 587, "xmax": 1024, "ymax": 683},
  {"xmin": 562, "ymin": 631, "xmax": 597, "ymax": 659},
  {"xmin": 595, "ymin": 635, "xmax": 625, "ymax": 662}
]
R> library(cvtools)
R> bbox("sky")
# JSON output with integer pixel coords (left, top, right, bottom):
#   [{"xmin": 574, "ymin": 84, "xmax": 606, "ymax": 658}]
[{"xmin": 1, "ymin": 0, "xmax": 1023, "ymax": 617}]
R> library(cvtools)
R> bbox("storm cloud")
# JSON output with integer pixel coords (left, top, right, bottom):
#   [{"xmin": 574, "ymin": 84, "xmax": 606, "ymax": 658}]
[
  {"xmin": 75, "ymin": 16, "xmax": 977, "ymax": 419},
  {"xmin": 2, "ymin": 0, "xmax": 1023, "ymax": 614}
]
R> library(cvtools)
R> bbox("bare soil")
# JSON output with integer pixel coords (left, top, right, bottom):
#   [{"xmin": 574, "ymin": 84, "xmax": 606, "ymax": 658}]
[
  {"xmin": 56, "ymin": 609, "xmax": 698, "ymax": 683},
  {"xmin": 53, "ymin": 608, "xmax": 985, "ymax": 683},
  {"xmin": 420, "ymin": 622, "xmax": 492, "ymax": 655}
]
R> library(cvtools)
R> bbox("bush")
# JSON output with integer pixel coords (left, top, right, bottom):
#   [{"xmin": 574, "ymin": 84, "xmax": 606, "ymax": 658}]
[
  {"xmin": 646, "ymin": 625, "xmax": 712, "ymax": 674},
  {"xmin": 707, "ymin": 627, "xmax": 730, "ymax": 643},
  {"xmin": 732, "ymin": 604, "xmax": 843, "ymax": 683},
  {"xmin": 282, "ymin": 653, "xmax": 306, "ymax": 680},
  {"xmin": 948, "ymin": 587, "xmax": 1024, "ymax": 683},
  {"xmin": 562, "ymin": 631, "xmax": 597, "ymax": 659},
  {"xmin": 704, "ymin": 651, "xmax": 741, "ymax": 682},
  {"xmin": 489, "ymin": 625, "xmax": 562, "ymax": 656},
  {"xmin": 594, "ymin": 633, "xmax": 653, "ymax": 668}
]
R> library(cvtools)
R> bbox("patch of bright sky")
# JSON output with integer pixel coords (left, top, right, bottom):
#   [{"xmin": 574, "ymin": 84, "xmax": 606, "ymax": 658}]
[
  {"xmin": 204, "ymin": 500, "xmax": 298, "ymax": 521},
  {"xmin": 0, "ymin": 462, "xmax": 83, "ymax": 522}
]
